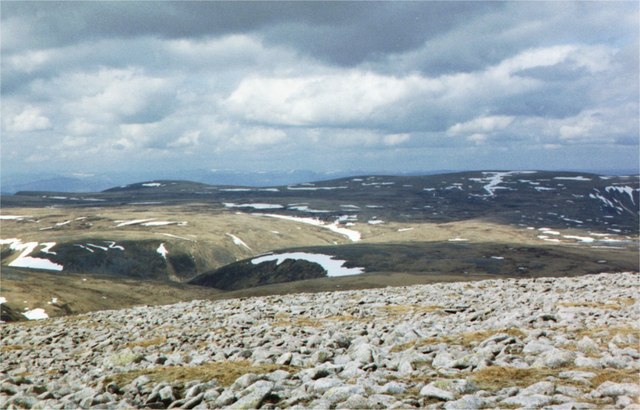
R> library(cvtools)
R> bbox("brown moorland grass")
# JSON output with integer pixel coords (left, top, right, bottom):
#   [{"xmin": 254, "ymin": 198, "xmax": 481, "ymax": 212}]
[
  {"xmin": 471, "ymin": 365, "xmax": 639, "ymax": 392},
  {"xmin": 106, "ymin": 360, "xmax": 294, "ymax": 387},
  {"xmin": 391, "ymin": 328, "xmax": 527, "ymax": 353},
  {"xmin": 122, "ymin": 336, "xmax": 167, "ymax": 349}
]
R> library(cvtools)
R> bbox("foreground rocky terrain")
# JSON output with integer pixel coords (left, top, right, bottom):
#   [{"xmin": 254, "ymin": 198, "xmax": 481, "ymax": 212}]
[{"xmin": 1, "ymin": 272, "xmax": 639, "ymax": 409}]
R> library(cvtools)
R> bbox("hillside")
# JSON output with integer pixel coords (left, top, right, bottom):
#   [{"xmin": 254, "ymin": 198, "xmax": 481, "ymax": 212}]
[
  {"xmin": 1, "ymin": 272, "xmax": 638, "ymax": 409},
  {"xmin": 0, "ymin": 171, "xmax": 638, "ymax": 320}
]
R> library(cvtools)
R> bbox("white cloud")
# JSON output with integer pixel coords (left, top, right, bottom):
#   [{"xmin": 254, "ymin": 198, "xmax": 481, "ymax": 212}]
[
  {"xmin": 383, "ymin": 133, "xmax": 411, "ymax": 146},
  {"xmin": 60, "ymin": 68, "xmax": 175, "ymax": 124},
  {"xmin": 168, "ymin": 131, "xmax": 201, "ymax": 148},
  {"xmin": 225, "ymin": 71, "xmax": 433, "ymax": 127},
  {"xmin": 66, "ymin": 119, "xmax": 99, "ymax": 136},
  {"xmin": 467, "ymin": 133, "xmax": 488, "ymax": 145},
  {"xmin": 233, "ymin": 128, "xmax": 287, "ymax": 147},
  {"xmin": 447, "ymin": 115, "xmax": 514, "ymax": 136},
  {"xmin": 6, "ymin": 106, "xmax": 52, "ymax": 132},
  {"xmin": 62, "ymin": 136, "xmax": 88, "ymax": 147}
]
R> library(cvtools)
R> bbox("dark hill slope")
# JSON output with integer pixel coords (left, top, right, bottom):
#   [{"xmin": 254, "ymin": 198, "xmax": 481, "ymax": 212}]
[{"xmin": 189, "ymin": 240, "xmax": 639, "ymax": 292}]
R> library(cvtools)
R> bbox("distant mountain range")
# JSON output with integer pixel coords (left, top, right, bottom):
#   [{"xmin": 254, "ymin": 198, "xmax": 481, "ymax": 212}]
[{"xmin": 2, "ymin": 168, "xmax": 637, "ymax": 194}]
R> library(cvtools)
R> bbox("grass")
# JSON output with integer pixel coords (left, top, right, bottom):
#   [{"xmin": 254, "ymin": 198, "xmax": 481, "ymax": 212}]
[
  {"xmin": 106, "ymin": 360, "xmax": 293, "ymax": 387},
  {"xmin": 122, "ymin": 336, "xmax": 166, "ymax": 349},
  {"xmin": 470, "ymin": 365, "xmax": 639, "ymax": 392},
  {"xmin": 271, "ymin": 313, "xmax": 358, "ymax": 328},
  {"xmin": 378, "ymin": 304, "xmax": 442, "ymax": 316},
  {"xmin": 0, "ymin": 344, "xmax": 27, "ymax": 352},
  {"xmin": 568, "ymin": 325, "xmax": 639, "ymax": 349},
  {"xmin": 470, "ymin": 366, "xmax": 558, "ymax": 390},
  {"xmin": 391, "ymin": 328, "xmax": 527, "ymax": 353},
  {"xmin": 556, "ymin": 300, "xmax": 635, "ymax": 311}
]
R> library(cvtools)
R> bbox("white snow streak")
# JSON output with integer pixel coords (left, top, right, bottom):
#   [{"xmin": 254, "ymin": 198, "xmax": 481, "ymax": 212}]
[
  {"xmin": 226, "ymin": 233, "xmax": 252, "ymax": 251},
  {"xmin": 251, "ymin": 252, "xmax": 364, "ymax": 277},
  {"xmin": 224, "ymin": 203, "xmax": 284, "ymax": 210},
  {"xmin": 254, "ymin": 214, "xmax": 361, "ymax": 242},
  {"xmin": 157, "ymin": 243, "xmax": 168, "ymax": 259},
  {"xmin": 1, "ymin": 238, "xmax": 63, "ymax": 271}
]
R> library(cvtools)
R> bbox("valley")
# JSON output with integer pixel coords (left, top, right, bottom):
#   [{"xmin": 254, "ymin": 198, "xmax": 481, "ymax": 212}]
[{"xmin": 1, "ymin": 171, "xmax": 638, "ymax": 321}]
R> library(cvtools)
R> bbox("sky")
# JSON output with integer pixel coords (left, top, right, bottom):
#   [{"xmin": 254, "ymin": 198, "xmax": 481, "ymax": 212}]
[{"xmin": 1, "ymin": 1, "xmax": 639, "ymax": 178}]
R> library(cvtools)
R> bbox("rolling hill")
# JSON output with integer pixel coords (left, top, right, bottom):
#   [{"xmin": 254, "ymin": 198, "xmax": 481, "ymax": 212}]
[{"xmin": 1, "ymin": 171, "xmax": 638, "ymax": 320}]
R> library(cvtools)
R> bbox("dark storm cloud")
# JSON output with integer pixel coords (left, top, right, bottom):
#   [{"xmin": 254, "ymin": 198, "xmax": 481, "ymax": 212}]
[{"xmin": 2, "ymin": 1, "xmax": 499, "ymax": 66}]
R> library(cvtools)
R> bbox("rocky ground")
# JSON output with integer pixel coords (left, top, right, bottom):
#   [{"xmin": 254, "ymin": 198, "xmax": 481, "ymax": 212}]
[{"xmin": 1, "ymin": 272, "xmax": 639, "ymax": 409}]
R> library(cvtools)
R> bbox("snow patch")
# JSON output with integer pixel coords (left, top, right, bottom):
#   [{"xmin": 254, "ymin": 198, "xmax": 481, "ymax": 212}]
[
  {"xmin": 105, "ymin": 241, "xmax": 125, "ymax": 250},
  {"xmin": 448, "ymin": 237, "xmax": 469, "ymax": 242},
  {"xmin": 254, "ymin": 214, "xmax": 361, "ymax": 242},
  {"xmin": 116, "ymin": 219, "xmax": 156, "ymax": 227},
  {"xmin": 553, "ymin": 176, "xmax": 591, "ymax": 181},
  {"xmin": 141, "ymin": 221, "xmax": 186, "ymax": 226},
  {"xmin": 251, "ymin": 252, "xmax": 364, "ymax": 277},
  {"xmin": 157, "ymin": 243, "xmax": 168, "ymax": 259},
  {"xmin": 142, "ymin": 182, "xmax": 163, "ymax": 187},
  {"xmin": 563, "ymin": 235, "xmax": 595, "ymax": 243},
  {"xmin": 398, "ymin": 228, "xmax": 414, "ymax": 232},
  {"xmin": 0, "ymin": 215, "xmax": 27, "ymax": 220},
  {"xmin": 161, "ymin": 233, "xmax": 195, "ymax": 241},
  {"xmin": 226, "ymin": 233, "xmax": 252, "ymax": 251},
  {"xmin": 23, "ymin": 308, "xmax": 48, "ymax": 320},
  {"xmin": 605, "ymin": 186, "xmax": 637, "ymax": 204},
  {"xmin": 288, "ymin": 205, "xmax": 331, "ymax": 213},
  {"xmin": 2, "ymin": 239, "xmax": 63, "ymax": 271},
  {"xmin": 287, "ymin": 186, "xmax": 347, "ymax": 191},
  {"xmin": 224, "ymin": 203, "xmax": 284, "ymax": 210},
  {"xmin": 368, "ymin": 220, "xmax": 384, "ymax": 225},
  {"xmin": 40, "ymin": 242, "xmax": 57, "ymax": 255}
]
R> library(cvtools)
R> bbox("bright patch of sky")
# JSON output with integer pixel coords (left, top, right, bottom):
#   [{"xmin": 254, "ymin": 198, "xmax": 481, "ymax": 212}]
[{"xmin": 1, "ymin": 2, "xmax": 638, "ymax": 178}]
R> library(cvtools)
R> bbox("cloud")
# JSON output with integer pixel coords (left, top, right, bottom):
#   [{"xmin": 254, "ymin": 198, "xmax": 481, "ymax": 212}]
[
  {"xmin": 383, "ymin": 133, "xmax": 411, "ymax": 146},
  {"xmin": 62, "ymin": 136, "xmax": 88, "ymax": 147},
  {"xmin": 0, "ymin": 2, "xmax": 637, "ymax": 176},
  {"xmin": 448, "ymin": 116, "xmax": 515, "ymax": 136},
  {"xmin": 168, "ymin": 131, "xmax": 201, "ymax": 148},
  {"xmin": 6, "ymin": 106, "xmax": 52, "ymax": 132},
  {"xmin": 225, "ymin": 71, "xmax": 430, "ymax": 128}
]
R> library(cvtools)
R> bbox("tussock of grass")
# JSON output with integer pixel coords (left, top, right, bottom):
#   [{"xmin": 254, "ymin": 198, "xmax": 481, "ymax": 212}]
[
  {"xmin": 557, "ymin": 301, "xmax": 626, "ymax": 310},
  {"xmin": 612, "ymin": 297, "xmax": 636, "ymax": 306},
  {"xmin": 379, "ymin": 304, "xmax": 442, "ymax": 316},
  {"xmin": 0, "ymin": 344, "xmax": 27, "ymax": 352},
  {"xmin": 569, "ymin": 325, "xmax": 639, "ymax": 349},
  {"xmin": 471, "ymin": 365, "xmax": 640, "ymax": 393},
  {"xmin": 122, "ymin": 336, "xmax": 166, "ymax": 349},
  {"xmin": 590, "ymin": 368, "xmax": 639, "ymax": 387},
  {"xmin": 107, "ymin": 360, "xmax": 292, "ymax": 387},
  {"xmin": 471, "ymin": 366, "xmax": 557, "ymax": 390},
  {"xmin": 271, "ymin": 313, "xmax": 358, "ymax": 328},
  {"xmin": 391, "ymin": 328, "xmax": 526, "ymax": 353}
]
